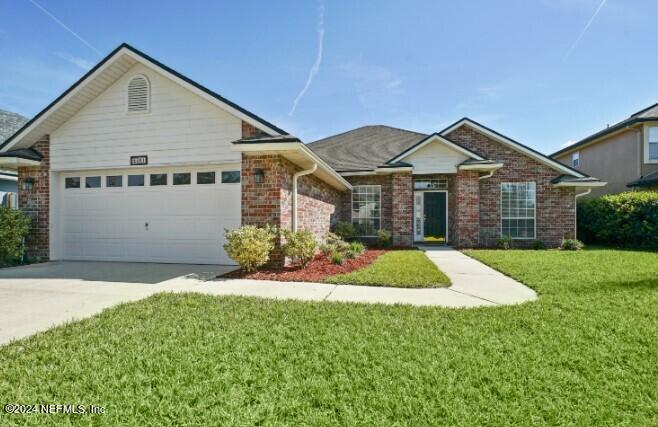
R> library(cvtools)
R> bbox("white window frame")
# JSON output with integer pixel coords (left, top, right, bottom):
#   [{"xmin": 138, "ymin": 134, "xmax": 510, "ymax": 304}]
[
  {"xmin": 413, "ymin": 178, "xmax": 448, "ymax": 190},
  {"xmin": 646, "ymin": 125, "xmax": 658, "ymax": 163},
  {"xmin": 500, "ymin": 182, "xmax": 536, "ymax": 240},
  {"xmin": 572, "ymin": 151, "xmax": 580, "ymax": 168},
  {"xmin": 351, "ymin": 185, "xmax": 382, "ymax": 237}
]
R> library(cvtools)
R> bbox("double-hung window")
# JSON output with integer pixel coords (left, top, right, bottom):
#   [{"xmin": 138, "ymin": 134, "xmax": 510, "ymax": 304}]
[
  {"xmin": 501, "ymin": 182, "xmax": 536, "ymax": 239},
  {"xmin": 352, "ymin": 185, "xmax": 381, "ymax": 236},
  {"xmin": 648, "ymin": 127, "xmax": 658, "ymax": 162}
]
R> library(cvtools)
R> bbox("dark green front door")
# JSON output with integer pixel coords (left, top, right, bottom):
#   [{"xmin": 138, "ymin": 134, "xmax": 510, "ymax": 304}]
[{"xmin": 423, "ymin": 192, "xmax": 447, "ymax": 243}]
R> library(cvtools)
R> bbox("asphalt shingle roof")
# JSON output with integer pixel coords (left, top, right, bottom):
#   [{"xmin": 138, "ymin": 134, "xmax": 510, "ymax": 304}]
[
  {"xmin": 0, "ymin": 109, "xmax": 28, "ymax": 144},
  {"xmin": 307, "ymin": 125, "xmax": 427, "ymax": 172}
]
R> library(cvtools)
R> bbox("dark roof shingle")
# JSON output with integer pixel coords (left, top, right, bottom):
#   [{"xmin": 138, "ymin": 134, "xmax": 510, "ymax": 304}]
[
  {"xmin": 307, "ymin": 125, "xmax": 426, "ymax": 172},
  {"xmin": 0, "ymin": 110, "xmax": 28, "ymax": 144}
]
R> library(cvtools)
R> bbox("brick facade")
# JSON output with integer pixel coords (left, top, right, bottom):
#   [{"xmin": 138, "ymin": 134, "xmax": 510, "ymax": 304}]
[
  {"xmin": 453, "ymin": 170, "xmax": 480, "ymax": 247},
  {"xmin": 17, "ymin": 137, "xmax": 50, "ymax": 261},
  {"xmin": 446, "ymin": 126, "xmax": 576, "ymax": 247},
  {"xmin": 241, "ymin": 121, "xmax": 269, "ymax": 139},
  {"xmin": 241, "ymin": 153, "xmax": 340, "ymax": 265},
  {"xmin": 391, "ymin": 172, "xmax": 413, "ymax": 246}
]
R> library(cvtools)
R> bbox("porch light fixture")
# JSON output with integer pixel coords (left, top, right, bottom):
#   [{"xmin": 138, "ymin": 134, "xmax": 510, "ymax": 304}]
[
  {"xmin": 22, "ymin": 177, "xmax": 35, "ymax": 191},
  {"xmin": 254, "ymin": 168, "xmax": 265, "ymax": 184}
]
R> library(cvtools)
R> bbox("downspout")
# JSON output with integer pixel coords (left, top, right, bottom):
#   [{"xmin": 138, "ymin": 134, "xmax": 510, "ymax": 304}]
[
  {"xmin": 479, "ymin": 170, "xmax": 495, "ymax": 180},
  {"xmin": 292, "ymin": 163, "xmax": 317, "ymax": 231},
  {"xmin": 573, "ymin": 188, "xmax": 592, "ymax": 239}
]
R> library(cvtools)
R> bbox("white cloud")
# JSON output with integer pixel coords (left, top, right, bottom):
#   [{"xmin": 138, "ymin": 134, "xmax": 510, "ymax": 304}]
[
  {"xmin": 55, "ymin": 52, "xmax": 93, "ymax": 70},
  {"xmin": 289, "ymin": 1, "xmax": 325, "ymax": 116}
]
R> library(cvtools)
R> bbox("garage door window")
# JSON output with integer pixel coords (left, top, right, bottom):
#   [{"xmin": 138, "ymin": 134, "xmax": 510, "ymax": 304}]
[
  {"xmin": 197, "ymin": 172, "xmax": 216, "ymax": 184},
  {"xmin": 150, "ymin": 173, "xmax": 167, "ymax": 186},
  {"xmin": 173, "ymin": 173, "xmax": 191, "ymax": 185},
  {"xmin": 128, "ymin": 175, "xmax": 145, "ymax": 187},
  {"xmin": 106, "ymin": 176, "xmax": 123, "ymax": 188},
  {"xmin": 65, "ymin": 177, "xmax": 80, "ymax": 189},
  {"xmin": 221, "ymin": 171, "xmax": 240, "ymax": 183},
  {"xmin": 85, "ymin": 176, "xmax": 101, "ymax": 188}
]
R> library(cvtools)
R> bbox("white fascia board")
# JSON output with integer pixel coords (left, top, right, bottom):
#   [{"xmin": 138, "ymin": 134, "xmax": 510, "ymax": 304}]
[
  {"xmin": 0, "ymin": 173, "xmax": 18, "ymax": 181},
  {"xmin": 375, "ymin": 167, "xmax": 414, "ymax": 174},
  {"xmin": 0, "ymin": 157, "xmax": 41, "ymax": 169},
  {"xmin": 390, "ymin": 134, "xmax": 485, "ymax": 163},
  {"xmin": 441, "ymin": 119, "xmax": 586, "ymax": 178},
  {"xmin": 553, "ymin": 181, "xmax": 607, "ymax": 188},
  {"xmin": 458, "ymin": 163, "xmax": 504, "ymax": 171},
  {"xmin": 123, "ymin": 50, "xmax": 282, "ymax": 136}
]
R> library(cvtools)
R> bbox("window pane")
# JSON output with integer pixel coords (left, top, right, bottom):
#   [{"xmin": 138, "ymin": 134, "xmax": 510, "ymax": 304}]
[
  {"xmin": 649, "ymin": 126, "xmax": 658, "ymax": 143},
  {"xmin": 501, "ymin": 182, "xmax": 536, "ymax": 239},
  {"xmin": 128, "ymin": 175, "xmax": 145, "ymax": 187},
  {"xmin": 65, "ymin": 177, "xmax": 80, "ymax": 189},
  {"xmin": 221, "ymin": 171, "xmax": 240, "ymax": 183},
  {"xmin": 351, "ymin": 185, "xmax": 382, "ymax": 236},
  {"xmin": 150, "ymin": 173, "xmax": 167, "ymax": 186},
  {"xmin": 650, "ymin": 142, "xmax": 658, "ymax": 160},
  {"xmin": 173, "ymin": 173, "xmax": 191, "ymax": 185},
  {"xmin": 197, "ymin": 172, "xmax": 216, "ymax": 184},
  {"xmin": 85, "ymin": 176, "xmax": 101, "ymax": 188},
  {"xmin": 106, "ymin": 176, "xmax": 122, "ymax": 188}
]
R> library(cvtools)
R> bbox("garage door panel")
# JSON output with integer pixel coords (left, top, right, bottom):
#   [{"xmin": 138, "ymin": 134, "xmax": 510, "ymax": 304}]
[{"xmin": 58, "ymin": 171, "xmax": 240, "ymax": 264}]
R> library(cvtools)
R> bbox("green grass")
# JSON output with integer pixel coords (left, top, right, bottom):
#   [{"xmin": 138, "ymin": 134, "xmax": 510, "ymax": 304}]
[
  {"xmin": 325, "ymin": 249, "xmax": 450, "ymax": 287},
  {"xmin": 0, "ymin": 248, "xmax": 656, "ymax": 426}
]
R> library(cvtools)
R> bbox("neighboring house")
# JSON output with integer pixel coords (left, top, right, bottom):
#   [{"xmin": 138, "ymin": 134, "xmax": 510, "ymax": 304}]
[
  {"xmin": 0, "ymin": 43, "xmax": 604, "ymax": 265},
  {"xmin": 0, "ymin": 109, "xmax": 28, "ymax": 206},
  {"xmin": 552, "ymin": 103, "xmax": 658, "ymax": 196}
]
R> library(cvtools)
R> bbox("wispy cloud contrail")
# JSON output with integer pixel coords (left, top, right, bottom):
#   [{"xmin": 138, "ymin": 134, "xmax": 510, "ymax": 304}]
[
  {"xmin": 27, "ymin": 0, "xmax": 102, "ymax": 56},
  {"xmin": 563, "ymin": 0, "xmax": 607, "ymax": 61},
  {"xmin": 289, "ymin": 1, "xmax": 325, "ymax": 116}
]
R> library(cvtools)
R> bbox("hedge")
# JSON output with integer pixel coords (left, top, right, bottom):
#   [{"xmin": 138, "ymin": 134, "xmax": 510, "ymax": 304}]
[{"xmin": 578, "ymin": 191, "xmax": 658, "ymax": 247}]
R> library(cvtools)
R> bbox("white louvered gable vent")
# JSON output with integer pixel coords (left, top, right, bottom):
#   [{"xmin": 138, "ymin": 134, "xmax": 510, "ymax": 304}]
[{"xmin": 127, "ymin": 75, "xmax": 150, "ymax": 112}]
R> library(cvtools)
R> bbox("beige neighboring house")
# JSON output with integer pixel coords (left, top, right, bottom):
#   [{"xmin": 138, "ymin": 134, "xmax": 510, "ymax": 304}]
[{"xmin": 552, "ymin": 103, "xmax": 658, "ymax": 197}]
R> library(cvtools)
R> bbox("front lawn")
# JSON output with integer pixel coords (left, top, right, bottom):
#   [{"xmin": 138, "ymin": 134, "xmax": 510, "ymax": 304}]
[
  {"xmin": 325, "ymin": 249, "xmax": 450, "ymax": 287},
  {"xmin": 0, "ymin": 248, "xmax": 656, "ymax": 425}
]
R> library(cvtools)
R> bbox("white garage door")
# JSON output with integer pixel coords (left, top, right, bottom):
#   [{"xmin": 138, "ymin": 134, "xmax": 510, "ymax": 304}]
[{"xmin": 56, "ymin": 168, "xmax": 240, "ymax": 265}]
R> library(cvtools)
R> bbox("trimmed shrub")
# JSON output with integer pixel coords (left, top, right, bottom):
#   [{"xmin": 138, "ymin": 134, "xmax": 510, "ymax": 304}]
[
  {"xmin": 376, "ymin": 229, "xmax": 392, "ymax": 248},
  {"xmin": 332, "ymin": 221, "xmax": 356, "ymax": 240},
  {"xmin": 224, "ymin": 225, "xmax": 277, "ymax": 272},
  {"xmin": 578, "ymin": 191, "xmax": 658, "ymax": 247},
  {"xmin": 561, "ymin": 239, "xmax": 584, "ymax": 251},
  {"xmin": 0, "ymin": 207, "xmax": 31, "ymax": 264},
  {"xmin": 282, "ymin": 229, "xmax": 317, "ymax": 267},
  {"xmin": 531, "ymin": 240, "xmax": 546, "ymax": 250},
  {"xmin": 496, "ymin": 235, "xmax": 513, "ymax": 250},
  {"xmin": 349, "ymin": 241, "xmax": 365, "ymax": 256}
]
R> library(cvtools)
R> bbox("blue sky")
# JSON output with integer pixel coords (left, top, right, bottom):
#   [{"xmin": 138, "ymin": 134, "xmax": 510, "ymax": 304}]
[{"xmin": 1, "ymin": 0, "xmax": 657, "ymax": 154}]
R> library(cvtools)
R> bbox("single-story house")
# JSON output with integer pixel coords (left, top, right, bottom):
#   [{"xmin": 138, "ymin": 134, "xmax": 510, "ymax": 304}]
[{"xmin": 0, "ymin": 43, "xmax": 605, "ymax": 265}]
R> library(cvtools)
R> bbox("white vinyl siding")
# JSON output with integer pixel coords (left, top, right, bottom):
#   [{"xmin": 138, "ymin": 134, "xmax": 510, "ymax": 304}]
[
  {"xmin": 404, "ymin": 141, "xmax": 468, "ymax": 174},
  {"xmin": 50, "ymin": 63, "xmax": 242, "ymax": 171},
  {"xmin": 351, "ymin": 185, "xmax": 381, "ymax": 236},
  {"xmin": 501, "ymin": 182, "xmax": 536, "ymax": 239}
]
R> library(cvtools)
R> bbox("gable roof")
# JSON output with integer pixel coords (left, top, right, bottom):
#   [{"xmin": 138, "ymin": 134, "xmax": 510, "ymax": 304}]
[
  {"xmin": 551, "ymin": 102, "xmax": 658, "ymax": 158},
  {"xmin": 387, "ymin": 133, "xmax": 487, "ymax": 164},
  {"xmin": 0, "ymin": 110, "xmax": 28, "ymax": 144},
  {"xmin": 0, "ymin": 43, "xmax": 285, "ymax": 152},
  {"xmin": 308, "ymin": 125, "xmax": 427, "ymax": 172},
  {"xmin": 441, "ymin": 117, "xmax": 587, "ymax": 178}
]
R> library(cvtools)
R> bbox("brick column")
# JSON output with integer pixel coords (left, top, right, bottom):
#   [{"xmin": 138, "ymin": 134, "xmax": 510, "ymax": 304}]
[
  {"xmin": 454, "ymin": 169, "xmax": 479, "ymax": 247},
  {"xmin": 17, "ymin": 137, "xmax": 50, "ymax": 261},
  {"xmin": 391, "ymin": 172, "xmax": 413, "ymax": 246}
]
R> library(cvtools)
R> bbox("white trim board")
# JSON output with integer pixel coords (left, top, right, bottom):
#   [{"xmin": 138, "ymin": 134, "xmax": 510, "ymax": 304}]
[{"xmin": 389, "ymin": 134, "xmax": 485, "ymax": 164}]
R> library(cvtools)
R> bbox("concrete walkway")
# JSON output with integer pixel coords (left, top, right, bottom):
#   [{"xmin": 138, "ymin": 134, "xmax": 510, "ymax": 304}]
[{"xmin": 173, "ymin": 246, "xmax": 537, "ymax": 308}]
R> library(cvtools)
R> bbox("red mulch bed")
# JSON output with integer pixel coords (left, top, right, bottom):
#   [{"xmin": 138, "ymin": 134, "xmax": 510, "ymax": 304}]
[{"xmin": 221, "ymin": 249, "xmax": 387, "ymax": 282}]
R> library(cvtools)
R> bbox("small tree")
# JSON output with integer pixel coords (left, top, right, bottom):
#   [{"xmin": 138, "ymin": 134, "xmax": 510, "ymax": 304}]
[
  {"xmin": 224, "ymin": 225, "xmax": 277, "ymax": 272},
  {"xmin": 0, "ymin": 207, "xmax": 31, "ymax": 264},
  {"xmin": 281, "ymin": 229, "xmax": 317, "ymax": 267}
]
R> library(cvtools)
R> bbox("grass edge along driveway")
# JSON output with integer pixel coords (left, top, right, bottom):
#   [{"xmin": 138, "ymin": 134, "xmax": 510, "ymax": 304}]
[{"xmin": 325, "ymin": 249, "xmax": 450, "ymax": 288}]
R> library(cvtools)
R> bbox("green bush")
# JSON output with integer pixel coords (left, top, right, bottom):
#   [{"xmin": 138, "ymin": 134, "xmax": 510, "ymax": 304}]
[
  {"xmin": 224, "ymin": 225, "xmax": 277, "ymax": 272},
  {"xmin": 0, "ymin": 207, "xmax": 31, "ymax": 264},
  {"xmin": 561, "ymin": 239, "xmax": 584, "ymax": 251},
  {"xmin": 496, "ymin": 235, "xmax": 513, "ymax": 250},
  {"xmin": 282, "ymin": 229, "xmax": 317, "ymax": 267},
  {"xmin": 349, "ymin": 241, "xmax": 365, "ymax": 256},
  {"xmin": 578, "ymin": 192, "xmax": 658, "ymax": 247},
  {"xmin": 332, "ymin": 221, "xmax": 356, "ymax": 240},
  {"xmin": 330, "ymin": 251, "xmax": 344, "ymax": 265},
  {"xmin": 376, "ymin": 229, "xmax": 392, "ymax": 248},
  {"xmin": 531, "ymin": 240, "xmax": 546, "ymax": 250},
  {"xmin": 325, "ymin": 232, "xmax": 350, "ymax": 254}
]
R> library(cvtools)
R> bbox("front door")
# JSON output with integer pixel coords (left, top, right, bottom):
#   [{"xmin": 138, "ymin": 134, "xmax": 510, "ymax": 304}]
[{"xmin": 423, "ymin": 192, "xmax": 447, "ymax": 243}]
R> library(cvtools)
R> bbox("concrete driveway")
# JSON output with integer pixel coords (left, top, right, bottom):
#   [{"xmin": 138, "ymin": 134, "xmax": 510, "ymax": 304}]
[{"xmin": 0, "ymin": 261, "xmax": 236, "ymax": 345}]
